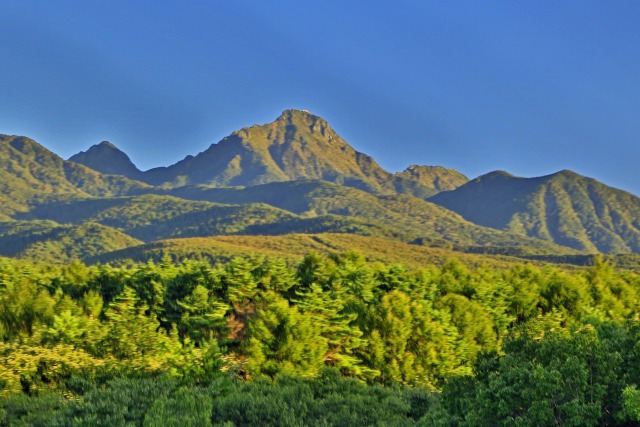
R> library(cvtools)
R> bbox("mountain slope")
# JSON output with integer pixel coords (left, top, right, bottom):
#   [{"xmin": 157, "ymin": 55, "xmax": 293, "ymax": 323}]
[
  {"xmin": 68, "ymin": 141, "xmax": 141, "ymax": 177},
  {"xmin": 167, "ymin": 180, "xmax": 576, "ymax": 253},
  {"xmin": 430, "ymin": 170, "xmax": 640, "ymax": 253},
  {"xmin": 0, "ymin": 134, "xmax": 149, "ymax": 217}
]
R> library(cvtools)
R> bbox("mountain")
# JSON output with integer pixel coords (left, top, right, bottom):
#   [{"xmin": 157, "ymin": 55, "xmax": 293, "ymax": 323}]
[
  {"xmin": 71, "ymin": 110, "xmax": 439, "ymax": 198},
  {"xmin": 6, "ymin": 111, "xmax": 640, "ymax": 262},
  {"xmin": 430, "ymin": 170, "xmax": 640, "ymax": 253},
  {"xmin": 68, "ymin": 141, "xmax": 141, "ymax": 177},
  {"xmin": 0, "ymin": 134, "xmax": 149, "ymax": 218},
  {"xmin": 396, "ymin": 165, "xmax": 469, "ymax": 192}
]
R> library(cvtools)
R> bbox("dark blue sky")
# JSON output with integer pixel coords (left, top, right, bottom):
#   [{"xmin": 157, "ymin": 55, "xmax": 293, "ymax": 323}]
[{"xmin": 1, "ymin": 1, "xmax": 639, "ymax": 194}]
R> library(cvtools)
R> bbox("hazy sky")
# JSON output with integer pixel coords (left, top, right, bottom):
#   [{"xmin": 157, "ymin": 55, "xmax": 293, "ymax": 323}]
[{"xmin": 1, "ymin": 1, "xmax": 639, "ymax": 194}]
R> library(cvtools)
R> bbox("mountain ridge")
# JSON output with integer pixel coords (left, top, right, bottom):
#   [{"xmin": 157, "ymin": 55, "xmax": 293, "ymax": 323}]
[
  {"xmin": 68, "ymin": 110, "xmax": 458, "ymax": 198},
  {"xmin": 430, "ymin": 169, "xmax": 640, "ymax": 253}
]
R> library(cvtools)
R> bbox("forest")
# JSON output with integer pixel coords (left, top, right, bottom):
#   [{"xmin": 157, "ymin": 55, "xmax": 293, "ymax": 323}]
[{"xmin": 1, "ymin": 252, "xmax": 640, "ymax": 425}]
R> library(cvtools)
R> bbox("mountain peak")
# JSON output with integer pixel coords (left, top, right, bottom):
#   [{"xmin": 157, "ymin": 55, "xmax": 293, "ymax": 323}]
[
  {"xmin": 551, "ymin": 169, "xmax": 580, "ymax": 179},
  {"xmin": 98, "ymin": 140, "xmax": 117, "ymax": 149},
  {"xmin": 396, "ymin": 165, "xmax": 468, "ymax": 192},
  {"xmin": 278, "ymin": 108, "xmax": 314, "ymax": 119},
  {"xmin": 69, "ymin": 141, "xmax": 140, "ymax": 177},
  {"xmin": 274, "ymin": 109, "xmax": 331, "ymax": 128}
]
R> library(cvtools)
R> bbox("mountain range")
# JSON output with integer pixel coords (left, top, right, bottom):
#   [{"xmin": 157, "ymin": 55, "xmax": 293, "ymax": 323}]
[{"xmin": 2, "ymin": 109, "xmax": 639, "ymax": 266}]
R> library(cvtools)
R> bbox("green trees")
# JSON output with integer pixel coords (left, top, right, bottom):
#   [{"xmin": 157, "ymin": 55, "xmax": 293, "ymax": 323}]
[{"xmin": 1, "ymin": 253, "xmax": 640, "ymax": 424}]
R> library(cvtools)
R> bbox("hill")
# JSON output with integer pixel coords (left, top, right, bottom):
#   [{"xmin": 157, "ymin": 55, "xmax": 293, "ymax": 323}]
[
  {"xmin": 0, "ymin": 220, "xmax": 142, "ymax": 263},
  {"xmin": 20, "ymin": 194, "xmax": 400, "ymax": 243},
  {"xmin": 87, "ymin": 233, "xmax": 550, "ymax": 269},
  {"xmin": 0, "ymin": 134, "xmax": 148, "ymax": 218},
  {"xmin": 430, "ymin": 170, "xmax": 640, "ymax": 253},
  {"xmin": 167, "ymin": 180, "xmax": 575, "ymax": 253},
  {"xmin": 5, "ymin": 110, "xmax": 640, "ymax": 262}
]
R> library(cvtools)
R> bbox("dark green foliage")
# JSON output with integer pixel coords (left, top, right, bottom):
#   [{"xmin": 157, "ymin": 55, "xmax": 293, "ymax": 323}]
[
  {"xmin": 210, "ymin": 369, "xmax": 426, "ymax": 427},
  {"xmin": 0, "ymin": 392, "xmax": 68, "ymax": 426},
  {"xmin": 60, "ymin": 377, "xmax": 178, "ymax": 426},
  {"xmin": 434, "ymin": 323, "xmax": 640, "ymax": 426}
]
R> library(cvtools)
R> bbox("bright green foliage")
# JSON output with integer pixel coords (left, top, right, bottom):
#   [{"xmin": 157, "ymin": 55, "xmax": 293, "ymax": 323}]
[
  {"xmin": 243, "ymin": 290, "xmax": 327, "ymax": 378},
  {"xmin": 100, "ymin": 287, "xmax": 182, "ymax": 371},
  {"xmin": 0, "ymin": 263, "xmax": 55, "ymax": 340},
  {"xmin": 623, "ymin": 385, "xmax": 640, "ymax": 421},
  {"xmin": 0, "ymin": 254, "xmax": 639, "ymax": 424}
]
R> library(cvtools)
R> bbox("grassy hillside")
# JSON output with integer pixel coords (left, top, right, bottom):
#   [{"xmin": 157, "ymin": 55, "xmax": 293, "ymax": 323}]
[
  {"xmin": 88, "ymin": 233, "xmax": 548, "ymax": 269},
  {"xmin": 4, "ymin": 130, "xmax": 638, "ymax": 263},
  {"xmin": 0, "ymin": 220, "xmax": 142, "ymax": 263},
  {"xmin": 431, "ymin": 170, "xmax": 640, "ymax": 254}
]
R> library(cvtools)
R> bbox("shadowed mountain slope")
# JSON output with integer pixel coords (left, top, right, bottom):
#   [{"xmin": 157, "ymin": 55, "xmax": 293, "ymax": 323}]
[
  {"xmin": 430, "ymin": 170, "xmax": 640, "ymax": 253},
  {"xmin": 69, "ymin": 141, "xmax": 141, "ymax": 177},
  {"xmin": 19, "ymin": 194, "xmax": 403, "ymax": 243},
  {"xmin": 5, "ymin": 110, "xmax": 640, "ymax": 262},
  {"xmin": 0, "ymin": 220, "xmax": 142, "ymax": 263}
]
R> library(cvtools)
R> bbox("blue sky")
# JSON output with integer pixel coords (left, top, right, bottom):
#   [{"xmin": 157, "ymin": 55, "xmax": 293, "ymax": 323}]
[{"xmin": 1, "ymin": 1, "xmax": 639, "ymax": 194}]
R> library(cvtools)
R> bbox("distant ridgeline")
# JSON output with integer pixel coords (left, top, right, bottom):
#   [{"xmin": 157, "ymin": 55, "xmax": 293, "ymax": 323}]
[{"xmin": 1, "ymin": 109, "xmax": 640, "ymax": 266}]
